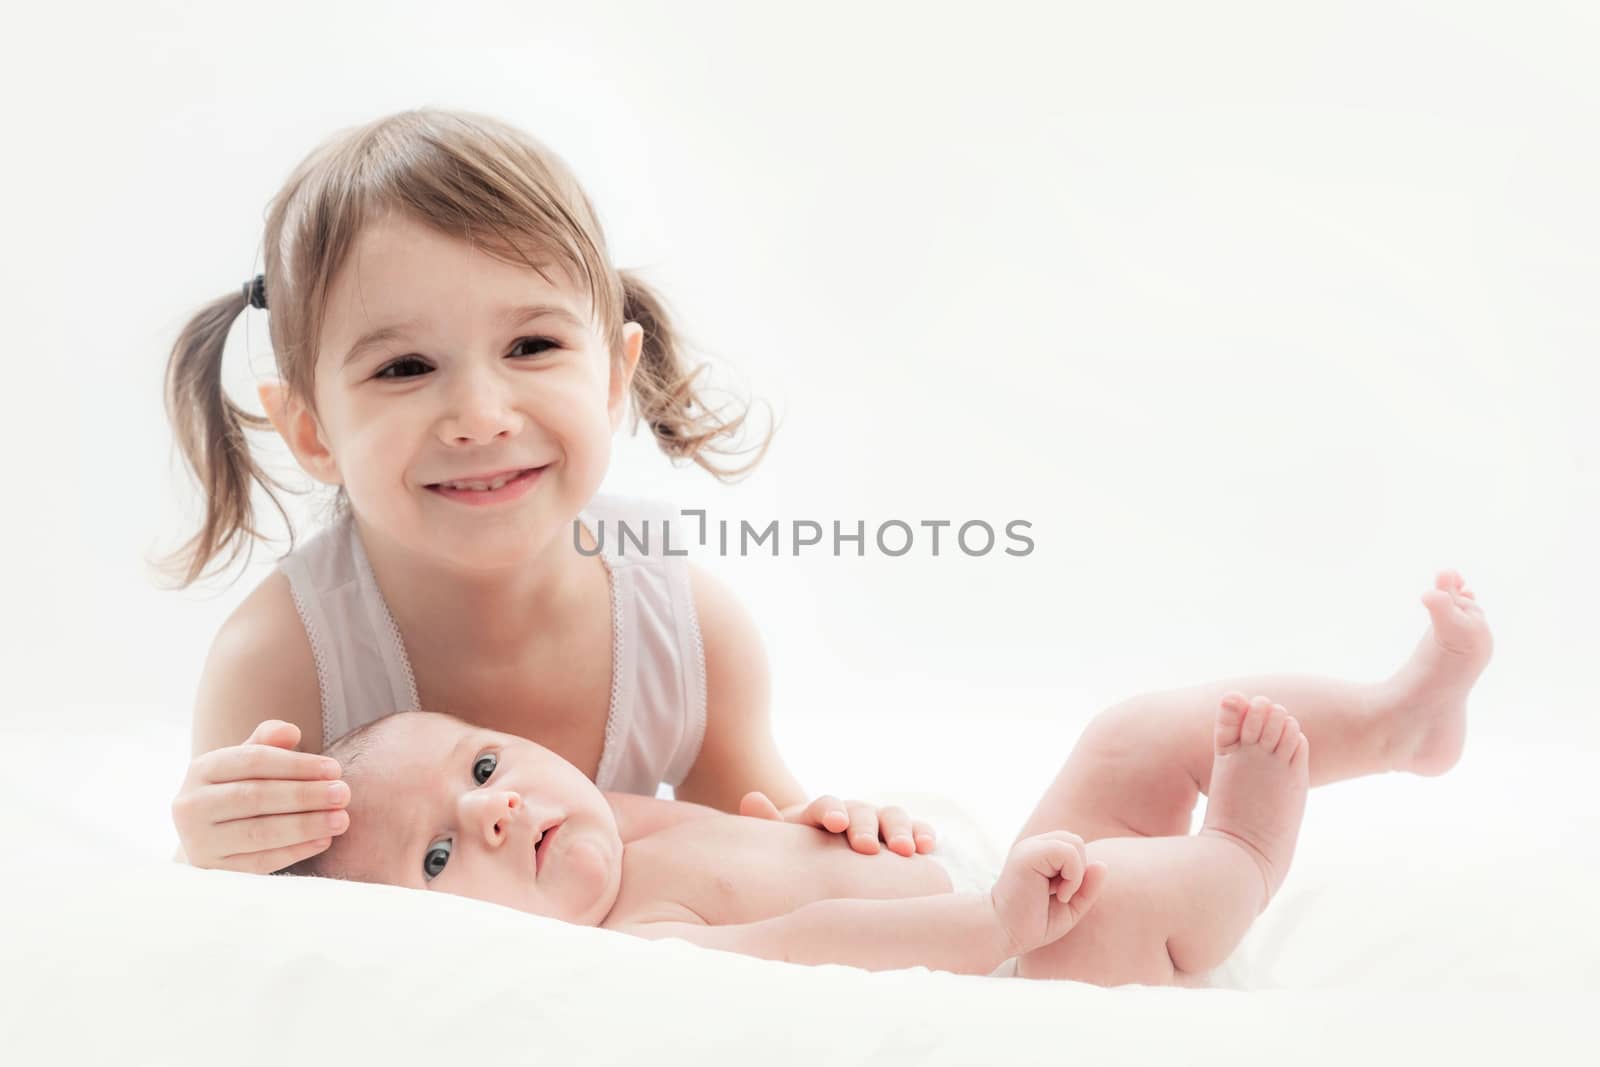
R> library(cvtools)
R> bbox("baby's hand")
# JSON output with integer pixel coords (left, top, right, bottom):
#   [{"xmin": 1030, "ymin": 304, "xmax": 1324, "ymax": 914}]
[
  {"xmin": 989, "ymin": 831, "xmax": 1107, "ymax": 956},
  {"xmin": 739, "ymin": 791, "xmax": 937, "ymax": 857}
]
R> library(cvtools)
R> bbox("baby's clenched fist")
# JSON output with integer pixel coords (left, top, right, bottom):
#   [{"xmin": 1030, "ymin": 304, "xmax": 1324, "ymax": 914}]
[{"xmin": 989, "ymin": 831, "xmax": 1108, "ymax": 956}]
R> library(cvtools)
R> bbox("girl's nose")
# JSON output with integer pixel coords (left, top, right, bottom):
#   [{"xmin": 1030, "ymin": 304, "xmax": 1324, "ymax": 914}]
[
  {"xmin": 466, "ymin": 789, "xmax": 523, "ymax": 848},
  {"xmin": 441, "ymin": 371, "xmax": 521, "ymax": 445}
]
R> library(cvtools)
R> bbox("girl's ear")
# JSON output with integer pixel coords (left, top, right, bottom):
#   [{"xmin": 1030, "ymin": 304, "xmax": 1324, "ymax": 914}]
[
  {"xmin": 256, "ymin": 378, "xmax": 342, "ymax": 486},
  {"xmin": 256, "ymin": 379, "xmax": 287, "ymax": 431},
  {"xmin": 608, "ymin": 322, "xmax": 644, "ymax": 432}
]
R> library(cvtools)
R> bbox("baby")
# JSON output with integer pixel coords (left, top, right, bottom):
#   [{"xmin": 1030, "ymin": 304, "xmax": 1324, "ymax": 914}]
[
  {"xmin": 288, "ymin": 692, "xmax": 1312, "ymax": 985},
  {"xmin": 283, "ymin": 570, "xmax": 1490, "ymax": 984}
]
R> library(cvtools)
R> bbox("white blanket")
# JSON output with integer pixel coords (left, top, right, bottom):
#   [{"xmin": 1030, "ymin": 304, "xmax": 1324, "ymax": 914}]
[{"xmin": 3, "ymin": 715, "xmax": 1595, "ymax": 1064}]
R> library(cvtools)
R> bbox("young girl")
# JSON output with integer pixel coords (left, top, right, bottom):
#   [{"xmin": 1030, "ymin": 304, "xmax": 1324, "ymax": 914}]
[
  {"xmin": 163, "ymin": 107, "xmax": 940, "ymax": 874},
  {"xmin": 162, "ymin": 106, "xmax": 1495, "ymax": 881}
]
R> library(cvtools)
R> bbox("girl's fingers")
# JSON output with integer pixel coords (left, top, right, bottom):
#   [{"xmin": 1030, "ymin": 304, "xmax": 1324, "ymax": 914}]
[
  {"xmin": 222, "ymin": 834, "xmax": 335, "ymax": 876},
  {"xmin": 911, "ymin": 819, "xmax": 937, "ymax": 853},
  {"xmin": 809, "ymin": 795, "xmax": 848, "ymax": 833},
  {"xmin": 187, "ymin": 777, "xmax": 350, "ymax": 824},
  {"xmin": 198, "ymin": 744, "xmax": 341, "ymax": 786},
  {"xmin": 846, "ymin": 803, "xmax": 881, "ymax": 854},
  {"xmin": 244, "ymin": 719, "xmax": 301, "ymax": 748},
  {"xmin": 876, "ymin": 805, "xmax": 914, "ymax": 856},
  {"xmin": 738, "ymin": 791, "xmax": 783, "ymax": 821},
  {"xmin": 215, "ymin": 808, "xmax": 349, "ymax": 859}
]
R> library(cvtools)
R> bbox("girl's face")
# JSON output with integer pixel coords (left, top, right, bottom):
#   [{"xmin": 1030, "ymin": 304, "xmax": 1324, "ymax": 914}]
[{"xmin": 299, "ymin": 210, "xmax": 641, "ymax": 570}]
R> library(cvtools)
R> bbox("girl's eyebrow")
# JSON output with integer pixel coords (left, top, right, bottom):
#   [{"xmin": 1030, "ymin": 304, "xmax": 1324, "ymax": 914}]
[{"xmin": 343, "ymin": 302, "xmax": 585, "ymax": 368}]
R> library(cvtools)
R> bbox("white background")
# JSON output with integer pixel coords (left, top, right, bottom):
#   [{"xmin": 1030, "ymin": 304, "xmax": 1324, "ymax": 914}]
[{"xmin": 1, "ymin": 1, "xmax": 1595, "ymax": 863}]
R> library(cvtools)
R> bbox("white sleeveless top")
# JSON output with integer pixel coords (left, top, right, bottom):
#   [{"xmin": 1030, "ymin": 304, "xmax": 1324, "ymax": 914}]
[{"xmin": 276, "ymin": 493, "xmax": 708, "ymax": 796}]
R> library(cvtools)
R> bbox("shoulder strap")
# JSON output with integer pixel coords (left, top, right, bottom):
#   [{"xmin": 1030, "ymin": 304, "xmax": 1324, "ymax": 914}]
[
  {"xmin": 276, "ymin": 513, "xmax": 420, "ymax": 750},
  {"xmin": 578, "ymin": 494, "xmax": 708, "ymax": 793}
]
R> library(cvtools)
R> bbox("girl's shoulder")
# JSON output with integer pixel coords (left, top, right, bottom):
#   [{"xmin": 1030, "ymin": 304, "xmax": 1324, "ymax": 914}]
[{"xmin": 189, "ymin": 568, "xmax": 323, "ymax": 757}]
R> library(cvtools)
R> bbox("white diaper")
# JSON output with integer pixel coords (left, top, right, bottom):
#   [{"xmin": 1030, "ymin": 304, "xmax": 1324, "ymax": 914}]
[
  {"xmin": 927, "ymin": 832, "xmax": 1000, "ymax": 895},
  {"xmin": 924, "ymin": 821, "xmax": 1018, "ymax": 978}
]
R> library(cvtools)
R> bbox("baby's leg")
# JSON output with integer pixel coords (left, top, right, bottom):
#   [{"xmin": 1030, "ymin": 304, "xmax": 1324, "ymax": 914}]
[
  {"xmin": 1016, "ymin": 694, "xmax": 1309, "ymax": 986},
  {"xmin": 1013, "ymin": 570, "xmax": 1491, "ymax": 845}
]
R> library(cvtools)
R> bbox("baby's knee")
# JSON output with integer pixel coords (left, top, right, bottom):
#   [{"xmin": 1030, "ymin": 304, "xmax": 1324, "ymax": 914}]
[{"xmin": 1016, "ymin": 886, "xmax": 1178, "ymax": 986}]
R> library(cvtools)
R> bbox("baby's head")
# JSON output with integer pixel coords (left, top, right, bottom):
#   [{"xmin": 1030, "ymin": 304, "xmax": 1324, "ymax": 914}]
[
  {"xmin": 286, "ymin": 710, "xmax": 623, "ymax": 926},
  {"xmin": 159, "ymin": 106, "xmax": 768, "ymax": 588}
]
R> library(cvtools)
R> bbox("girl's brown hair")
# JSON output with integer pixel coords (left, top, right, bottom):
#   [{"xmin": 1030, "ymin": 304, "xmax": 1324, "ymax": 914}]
[{"xmin": 158, "ymin": 107, "xmax": 770, "ymax": 588}]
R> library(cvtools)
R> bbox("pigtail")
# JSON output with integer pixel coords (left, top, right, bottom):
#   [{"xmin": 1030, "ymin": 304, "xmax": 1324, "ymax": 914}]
[
  {"xmin": 154, "ymin": 287, "xmax": 296, "ymax": 588},
  {"xmin": 619, "ymin": 270, "xmax": 774, "ymax": 481}
]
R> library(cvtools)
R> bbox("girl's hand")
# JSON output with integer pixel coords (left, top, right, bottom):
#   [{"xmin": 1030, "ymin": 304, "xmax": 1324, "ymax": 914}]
[
  {"xmin": 739, "ymin": 791, "xmax": 938, "ymax": 857},
  {"xmin": 989, "ymin": 831, "xmax": 1107, "ymax": 956},
  {"xmin": 170, "ymin": 720, "xmax": 350, "ymax": 874}
]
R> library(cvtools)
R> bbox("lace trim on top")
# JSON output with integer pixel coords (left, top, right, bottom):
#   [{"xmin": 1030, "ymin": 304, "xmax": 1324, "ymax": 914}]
[
  {"xmin": 348, "ymin": 522, "xmax": 421, "ymax": 714},
  {"xmin": 580, "ymin": 510, "xmax": 625, "ymax": 790},
  {"xmin": 284, "ymin": 578, "xmax": 335, "ymax": 755},
  {"xmin": 688, "ymin": 580, "xmax": 708, "ymax": 768}
]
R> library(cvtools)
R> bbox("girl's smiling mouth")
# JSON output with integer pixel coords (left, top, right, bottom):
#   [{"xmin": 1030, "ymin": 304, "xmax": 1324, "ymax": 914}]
[{"xmin": 426, "ymin": 465, "xmax": 547, "ymax": 506}]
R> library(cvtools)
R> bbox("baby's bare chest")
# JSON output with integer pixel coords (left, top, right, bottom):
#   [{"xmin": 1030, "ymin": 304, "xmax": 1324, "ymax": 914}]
[{"xmin": 608, "ymin": 817, "xmax": 953, "ymax": 927}]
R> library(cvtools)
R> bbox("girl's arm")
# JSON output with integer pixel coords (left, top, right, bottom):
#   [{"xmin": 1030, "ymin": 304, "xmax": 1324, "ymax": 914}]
[
  {"xmin": 676, "ymin": 564, "xmax": 937, "ymax": 857},
  {"xmin": 673, "ymin": 563, "xmax": 807, "ymax": 814}
]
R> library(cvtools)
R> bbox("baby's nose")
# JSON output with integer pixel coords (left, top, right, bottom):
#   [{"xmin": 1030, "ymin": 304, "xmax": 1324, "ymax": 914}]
[{"xmin": 474, "ymin": 790, "xmax": 523, "ymax": 846}]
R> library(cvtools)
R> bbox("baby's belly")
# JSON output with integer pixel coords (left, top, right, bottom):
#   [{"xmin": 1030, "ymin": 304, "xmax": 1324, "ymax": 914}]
[{"xmin": 613, "ymin": 816, "xmax": 955, "ymax": 926}]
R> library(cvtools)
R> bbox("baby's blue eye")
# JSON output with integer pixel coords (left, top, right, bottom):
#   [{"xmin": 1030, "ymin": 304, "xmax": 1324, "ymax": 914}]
[
  {"xmin": 423, "ymin": 840, "xmax": 451, "ymax": 879},
  {"xmin": 422, "ymin": 750, "xmax": 499, "ymax": 881}
]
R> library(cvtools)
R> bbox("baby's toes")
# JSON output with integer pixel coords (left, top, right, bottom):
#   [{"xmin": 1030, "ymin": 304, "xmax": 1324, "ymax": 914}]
[
  {"xmin": 1288, "ymin": 733, "xmax": 1311, "ymax": 771},
  {"xmin": 1421, "ymin": 587, "xmax": 1464, "ymax": 625},
  {"xmin": 1275, "ymin": 716, "xmax": 1303, "ymax": 760},
  {"xmin": 1216, "ymin": 694, "xmax": 1248, "ymax": 752},
  {"xmin": 1258, "ymin": 703, "xmax": 1289, "ymax": 752},
  {"xmin": 1240, "ymin": 696, "xmax": 1272, "ymax": 746}
]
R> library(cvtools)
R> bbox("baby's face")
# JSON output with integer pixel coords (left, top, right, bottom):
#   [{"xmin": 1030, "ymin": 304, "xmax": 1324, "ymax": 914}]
[{"xmin": 336, "ymin": 712, "xmax": 623, "ymax": 925}]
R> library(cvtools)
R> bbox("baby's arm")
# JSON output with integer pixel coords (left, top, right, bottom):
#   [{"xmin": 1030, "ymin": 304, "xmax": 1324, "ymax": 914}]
[
  {"xmin": 614, "ymin": 834, "xmax": 1103, "ymax": 976},
  {"xmin": 614, "ymin": 892, "xmax": 1014, "ymax": 976}
]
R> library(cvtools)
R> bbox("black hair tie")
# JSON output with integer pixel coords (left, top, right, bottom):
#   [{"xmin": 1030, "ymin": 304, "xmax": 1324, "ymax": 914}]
[{"xmin": 242, "ymin": 273, "xmax": 268, "ymax": 310}]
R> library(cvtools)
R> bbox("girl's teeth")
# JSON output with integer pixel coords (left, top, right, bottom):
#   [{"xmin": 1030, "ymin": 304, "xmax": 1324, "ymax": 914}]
[{"xmin": 443, "ymin": 472, "xmax": 519, "ymax": 491}]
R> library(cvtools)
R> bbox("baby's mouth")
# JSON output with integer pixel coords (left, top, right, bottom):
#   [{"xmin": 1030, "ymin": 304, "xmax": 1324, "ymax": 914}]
[{"xmin": 534, "ymin": 820, "xmax": 562, "ymax": 875}]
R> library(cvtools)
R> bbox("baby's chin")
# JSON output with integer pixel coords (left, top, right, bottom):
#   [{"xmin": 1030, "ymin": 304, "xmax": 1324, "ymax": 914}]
[{"xmin": 547, "ymin": 826, "xmax": 625, "ymax": 926}]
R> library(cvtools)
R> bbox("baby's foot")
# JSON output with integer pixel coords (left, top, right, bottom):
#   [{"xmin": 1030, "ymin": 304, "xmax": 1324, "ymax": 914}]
[
  {"xmin": 1373, "ymin": 569, "xmax": 1494, "ymax": 776},
  {"xmin": 1201, "ymin": 694, "xmax": 1310, "ymax": 911}
]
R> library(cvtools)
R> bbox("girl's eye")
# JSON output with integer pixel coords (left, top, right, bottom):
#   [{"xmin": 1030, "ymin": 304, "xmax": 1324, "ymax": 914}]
[
  {"xmin": 509, "ymin": 336, "xmax": 559, "ymax": 359},
  {"xmin": 423, "ymin": 839, "xmax": 451, "ymax": 880},
  {"xmin": 374, "ymin": 338, "xmax": 556, "ymax": 380},
  {"xmin": 473, "ymin": 752, "xmax": 497, "ymax": 784},
  {"xmin": 374, "ymin": 356, "xmax": 431, "ymax": 380}
]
